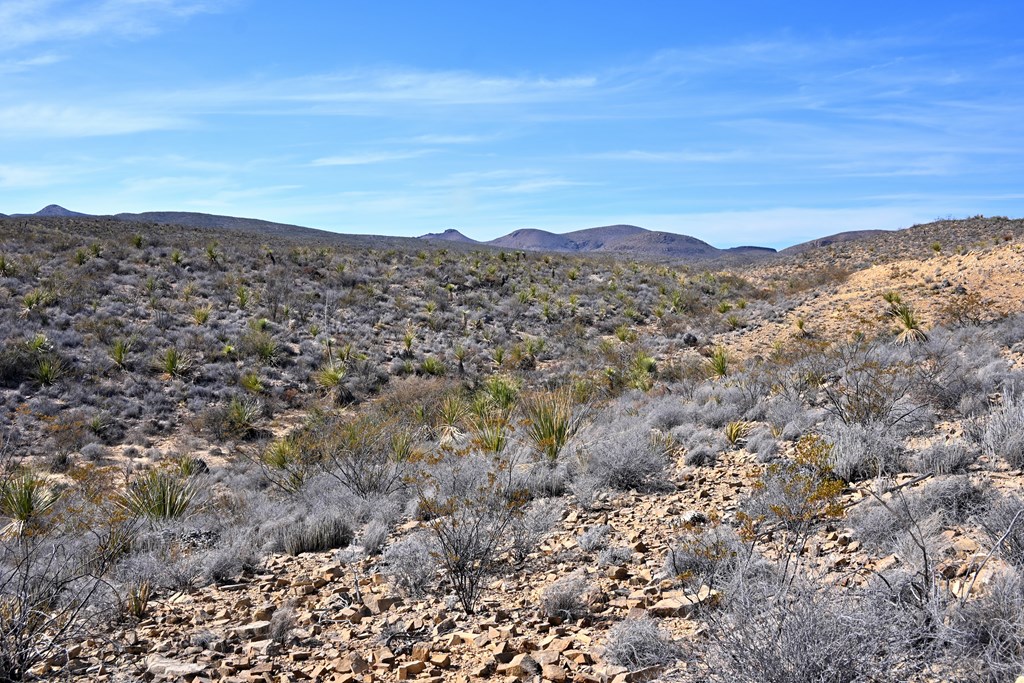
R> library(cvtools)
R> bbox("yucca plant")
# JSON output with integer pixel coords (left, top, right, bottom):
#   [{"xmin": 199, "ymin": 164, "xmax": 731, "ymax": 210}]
[
  {"xmin": 118, "ymin": 470, "xmax": 198, "ymax": 522},
  {"xmin": 224, "ymin": 396, "xmax": 263, "ymax": 438},
  {"xmin": 893, "ymin": 304, "xmax": 928, "ymax": 345},
  {"xmin": 261, "ymin": 437, "xmax": 313, "ymax": 493},
  {"xmin": 156, "ymin": 347, "xmax": 192, "ymax": 378},
  {"xmin": 707, "ymin": 347, "xmax": 730, "ymax": 379},
  {"xmin": 522, "ymin": 388, "xmax": 585, "ymax": 464},
  {"xmin": 313, "ymin": 362, "xmax": 345, "ymax": 390},
  {"xmin": 33, "ymin": 356, "xmax": 65, "ymax": 386},
  {"xmin": 724, "ymin": 421, "xmax": 751, "ymax": 447},
  {"xmin": 437, "ymin": 393, "xmax": 469, "ymax": 442},
  {"xmin": 419, "ymin": 356, "xmax": 446, "ymax": 377},
  {"xmin": 0, "ymin": 472, "xmax": 60, "ymax": 536},
  {"xmin": 108, "ymin": 337, "xmax": 134, "ymax": 370},
  {"xmin": 628, "ymin": 352, "xmax": 657, "ymax": 391},
  {"xmin": 125, "ymin": 581, "xmax": 152, "ymax": 620},
  {"xmin": 470, "ymin": 415, "xmax": 511, "ymax": 453},
  {"xmin": 240, "ymin": 371, "xmax": 263, "ymax": 393},
  {"xmin": 0, "ymin": 253, "xmax": 15, "ymax": 277},
  {"xmin": 192, "ymin": 304, "xmax": 212, "ymax": 325},
  {"xmin": 482, "ymin": 374, "xmax": 520, "ymax": 414},
  {"xmin": 175, "ymin": 454, "xmax": 207, "ymax": 478}
]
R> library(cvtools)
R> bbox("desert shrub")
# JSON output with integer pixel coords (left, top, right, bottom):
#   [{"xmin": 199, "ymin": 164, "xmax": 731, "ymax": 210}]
[
  {"xmin": 359, "ymin": 517, "xmax": 389, "ymax": 556},
  {"xmin": 982, "ymin": 389, "xmax": 1024, "ymax": 468},
  {"xmin": 913, "ymin": 330, "xmax": 1006, "ymax": 415},
  {"xmin": 765, "ymin": 396, "xmax": 822, "ymax": 441},
  {"xmin": 980, "ymin": 494, "xmax": 1024, "ymax": 570},
  {"xmin": 826, "ymin": 421, "xmax": 906, "ymax": 483},
  {"xmin": 268, "ymin": 602, "xmax": 295, "ymax": 644},
  {"xmin": 540, "ymin": 572, "xmax": 590, "ymax": 621},
  {"xmin": 509, "ymin": 498, "xmax": 563, "ymax": 562},
  {"xmin": 201, "ymin": 539, "xmax": 257, "ymax": 584},
  {"xmin": 581, "ymin": 423, "xmax": 668, "ymax": 491},
  {"xmin": 821, "ymin": 338, "xmax": 925, "ymax": 428},
  {"xmin": 851, "ymin": 476, "xmax": 988, "ymax": 552},
  {"xmin": 414, "ymin": 449, "xmax": 527, "ymax": 613},
  {"xmin": 382, "ymin": 531, "xmax": 437, "ymax": 597},
  {"xmin": 604, "ymin": 617, "xmax": 682, "ymax": 670},
  {"xmin": 699, "ymin": 584, "xmax": 901, "ymax": 683},
  {"xmin": 740, "ymin": 434, "xmax": 844, "ymax": 540},
  {"xmin": 646, "ymin": 397, "xmax": 688, "ymax": 431},
  {"xmin": 910, "ymin": 440, "xmax": 976, "ymax": 475},
  {"xmin": 745, "ymin": 426, "xmax": 779, "ymax": 462},
  {"xmin": 517, "ymin": 458, "xmax": 573, "ymax": 498},
  {"xmin": 662, "ymin": 524, "xmax": 749, "ymax": 589},
  {"xmin": 599, "ymin": 545, "xmax": 633, "ymax": 566},
  {"xmin": 953, "ymin": 570, "xmax": 1024, "ymax": 682},
  {"xmin": 317, "ymin": 413, "xmax": 411, "ymax": 498},
  {"xmin": 578, "ymin": 524, "xmax": 611, "ymax": 552},
  {"xmin": 677, "ymin": 427, "xmax": 726, "ymax": 467},
  {"xmin": 279, "ymin": 512, "xmax": 354, "ymax": 556},
  {"xmin": 0, "ymin": 532, "xmax": 119, "ymax": 681}
]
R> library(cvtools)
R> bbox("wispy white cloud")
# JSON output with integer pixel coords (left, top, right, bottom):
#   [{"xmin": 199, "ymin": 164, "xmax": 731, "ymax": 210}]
[
  {"xmin": 311, "ymin": 150, "xmax": 431, "ymax": 166},
  {"xmin": 408, "ymin": 134, "xmax": 491, "ymax": 145},
  {"xmin": 0, "ymin": 104, "xmax": 188, "ymax": 137},
  {"xmin": 587, "ymin": 149, "xmax": 748, "ymax": 163},
  {"xmin": 0, "ymin": 0, "xmax": 227, "ymax": 50},
  {"xmin": 0, "ymin": 162, "xmax": 70, "ymax": 187},
  {"xmin": 0, "ymin": 53, "xmax": 63, "ymax": 74}
]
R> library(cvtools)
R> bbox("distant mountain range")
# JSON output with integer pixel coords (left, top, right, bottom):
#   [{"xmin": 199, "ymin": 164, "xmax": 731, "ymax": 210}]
[
  {"xmin": 3, "ymin": 204, "xmax": 891, "ymax": 261},
  {"xmin": 420, "ymin": 224, "xmax": 776, "ymax": 260}
]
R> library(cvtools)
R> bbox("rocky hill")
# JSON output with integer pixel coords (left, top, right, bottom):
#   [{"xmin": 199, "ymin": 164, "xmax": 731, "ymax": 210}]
[{"xmin": 417, "ymin": 229, "xmax": 480, "ymax": 244}]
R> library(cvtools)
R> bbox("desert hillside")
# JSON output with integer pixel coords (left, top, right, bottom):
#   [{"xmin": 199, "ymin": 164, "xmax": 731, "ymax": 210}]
[{"xmin": 2, "ymin": 214, "xmax": 1024, "ymax": 683}]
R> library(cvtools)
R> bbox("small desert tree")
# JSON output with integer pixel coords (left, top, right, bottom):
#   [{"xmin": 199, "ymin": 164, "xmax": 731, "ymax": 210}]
[{"xmin": 413, "ymin": 447, "xmax": 527, "ymax": 614}]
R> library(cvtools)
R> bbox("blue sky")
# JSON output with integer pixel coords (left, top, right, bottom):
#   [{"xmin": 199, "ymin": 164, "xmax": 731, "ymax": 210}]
[{"xmin": 1, "ymin": 1, "xmax": 1022, "ymax": 248}]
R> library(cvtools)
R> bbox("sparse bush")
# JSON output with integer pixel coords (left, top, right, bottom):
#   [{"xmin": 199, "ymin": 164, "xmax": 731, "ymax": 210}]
[
  {"xmin": 578, "ymin": 524, "xmax": 611, "ymax": 552},
  {"xmin": 699, "ymin": 584, "xmax": 899, "ymax": 683},
  {"xmin": 980, "ymin": 494, "xmax": 1024, "ymax": 570},
  {"xmin": 540, "ymin": 572, "xmax": 590, "ymax": 621},
  {"xmin": 415, "ymin": 449, "xmax": 527, "ymax": 613},
  {"xmin": 510, "ymin": 498, "xmax": 562, "ymax": 562},
  {"xmin": 662, "ymin": 524, "xmax": 748, "ymax": 589},
  {"xmin": 604, "ymin": 617, "xmax": 681, "ymax": 670},
  {"xmin": 582, "ymin": 423, "xmax": 668, "ymax": 491},
  {"xmin": 826, "ymin": 421, "xmax": 906, "ymax": 483},
  {"xmin": 911, "ymin": 440, "xmax": 976, "ymax": 475},
  {"xmin": 598, "ymin": 545, "xmax": 633, "ymax": 566},
  {"xmin": 280, "ymin": 512, "xmax": 354, "ymax": 556},
  {"xmin": 740, "ymin": 434, "xmax": 844, "ymax": 540},
  {"xmin": 982, "ymin": 389, "xmax": 1024, "ymax": 468},
  {"xmin": 268, "ymin": 602, "xmax": 295, "ymax": 644},
  {"xmin": 954, "ymin": 570, "xmax": 1024, "ymax": 682},
  {"xmin": 382, "ymin": 531, "xmax": 437, "ymax": 597},
  {"xmin": 359, "ymin": 517, "xmax": 389, "ymax": 556}
]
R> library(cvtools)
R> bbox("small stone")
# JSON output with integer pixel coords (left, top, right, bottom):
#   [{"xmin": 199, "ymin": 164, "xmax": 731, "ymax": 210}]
[{"xmin": 146, "ymin": 655, "xmax": 206, "ymax": 680}]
